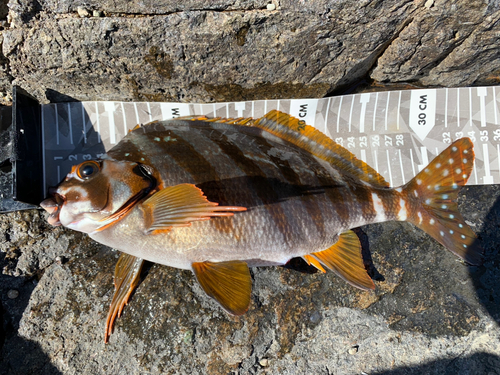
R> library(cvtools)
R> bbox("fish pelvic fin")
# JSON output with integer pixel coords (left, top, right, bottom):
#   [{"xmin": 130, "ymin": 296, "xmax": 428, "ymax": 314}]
[
  {"xmin": 141, "ymin": 184, "xmax": 246, "ymax": 234},
  {"xmin": 192, "ymin": 260, "xmax": 252, "ymax": 315},
  {"xmin": 105, "ymin": 253, "xmax": 145, "ymax": 343},
  {"xmin": 403, "ymin": 138, "xmax": 483, "ymax": 265},
  {"xmin": 303, "ymin": 230, "xmax": 375, "ymax": 291}
]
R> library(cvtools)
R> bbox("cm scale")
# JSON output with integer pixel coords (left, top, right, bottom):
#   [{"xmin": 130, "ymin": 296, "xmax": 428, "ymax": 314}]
[{"xmin": 7, "ymin": 86, "xmax": 500, "ymax": 209}]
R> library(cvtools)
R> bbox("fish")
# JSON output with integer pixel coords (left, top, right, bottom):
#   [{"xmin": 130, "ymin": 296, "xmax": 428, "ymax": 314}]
[{"xmin": 40, "ymin": 110, "xmax": 483, "ymax": 343}]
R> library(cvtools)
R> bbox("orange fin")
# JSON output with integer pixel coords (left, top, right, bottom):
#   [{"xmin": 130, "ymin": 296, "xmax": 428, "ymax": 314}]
[
  {"xmin": 404, "ymin": 138, "xmax": 483, "ymax": 265},
  {"xmin": 308, "ymin": 230, "xmax": 375, "ymax": 291},
  {"xmin": 253, "ymin": 110, "xmax": 389, "ymax": 187},
  {"xmin": 105, "ymin": 253, "xmax": 144, "ymax": 343},
  {"xmin": 141, "ymin": 184, "xmax": 246, "ymax": 234},
  {"xmin": 192, "ymin": 261, "xmax": 252, "ymax": 315},
  {"xmin": 172, "ymin": 115, "xmax": 254, "ymax": 126},
  {"xmin": 302, "ymin": 254, "xmax": 326, "ymax": 273}
]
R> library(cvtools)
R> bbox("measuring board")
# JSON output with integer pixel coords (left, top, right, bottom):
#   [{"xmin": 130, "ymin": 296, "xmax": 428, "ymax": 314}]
[{"xmin": 40, "ymin": 86, "xmax": 500, "ymax": 197}]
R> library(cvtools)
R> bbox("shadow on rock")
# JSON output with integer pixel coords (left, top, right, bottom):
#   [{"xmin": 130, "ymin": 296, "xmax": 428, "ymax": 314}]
[
  {"xmin": 467, "ymin": 185, "xmax": 500, "ymax": 325},
  {"xmin": 374, "ymin": 351, "xmax": 500, "ymax": 375},
  {"xmin": 0, "ymin": 253, "xmax": 62, "ymax": 375}
]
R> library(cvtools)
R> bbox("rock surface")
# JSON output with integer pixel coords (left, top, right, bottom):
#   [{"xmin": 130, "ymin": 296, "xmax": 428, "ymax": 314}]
[{"xmin": 1, "ymin": 0, "xmax": 500, "ymax": 374}]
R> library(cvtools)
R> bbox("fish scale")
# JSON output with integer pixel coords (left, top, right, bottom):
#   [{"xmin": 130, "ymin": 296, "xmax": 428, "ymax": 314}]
[{"xmin": 40, "ymin": 110, "xmax": 483, "ymax": 343}]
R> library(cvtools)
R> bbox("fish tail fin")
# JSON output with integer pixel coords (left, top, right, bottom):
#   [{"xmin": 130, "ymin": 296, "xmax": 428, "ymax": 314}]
[{"xmin": 403, "ymin": 138, "xmax": 483, "ymax": 265}]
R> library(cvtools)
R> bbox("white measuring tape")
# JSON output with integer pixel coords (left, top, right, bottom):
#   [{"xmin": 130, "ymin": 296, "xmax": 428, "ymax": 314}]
[{"xmin": 40, "ymin": 86, "xmax": 500, "ymax": 192}]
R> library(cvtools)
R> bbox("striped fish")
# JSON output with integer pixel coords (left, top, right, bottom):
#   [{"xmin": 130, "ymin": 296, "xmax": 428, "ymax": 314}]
[{"xmin": 40, "ymin": 110, "xmax": 483, "ymax": 343}]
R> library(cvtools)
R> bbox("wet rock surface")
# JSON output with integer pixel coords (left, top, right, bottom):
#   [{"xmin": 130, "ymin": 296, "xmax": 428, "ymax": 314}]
[{"xmin": 0, "ymin": 0, "xmax": 500, "ymax": 374}]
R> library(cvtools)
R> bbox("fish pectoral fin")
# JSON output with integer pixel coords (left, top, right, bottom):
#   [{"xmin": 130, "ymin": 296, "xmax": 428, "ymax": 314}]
[
  {"xmin": 192, "ymin": 260, "xmax": 252, "ymax": 315},
  {"xmin": 309, "ymin": 230, "xmax": 375, "ymax": 291},
  {"xmin": 105, "ymin": 253, "xmax": 145, "ymax": 343},
  {"xmin": 141, "ymin": 183, "xmax": 246, "ymax": 234}
]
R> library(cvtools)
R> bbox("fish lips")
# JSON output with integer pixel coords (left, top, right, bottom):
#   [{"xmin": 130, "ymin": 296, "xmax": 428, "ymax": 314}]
[{"xmin": 40, "ymin": 192, "xmax": 65, "ymax": 226}]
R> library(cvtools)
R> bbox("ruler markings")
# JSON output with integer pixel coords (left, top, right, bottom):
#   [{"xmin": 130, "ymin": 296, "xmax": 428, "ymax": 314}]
[
  {"xmin": 133, "ymin": 103, "xmax": 140, "ymax": 125},
  {"xmin": 482, "ymin": 143, "xmax": 494, "ymax": 184},
  {"xmin": 385, "ymin": 91, "xmax": 390, "ymax": 131},
  {"xmin": 417, "ymin": 147, "xmax": 429, "ymax": 172},
  {"xmin": 55, "ymin": 104, "xmax": 60, "ymax": 145},
  {"xmin": 67, "ymin": 103, "xmax": 73, "ymax": 145},
  {"xmin": 409, "ymin": 148, "xmax": 416, "ymax": 178},
  {"xmin": 324, "ymin": 97, "xmax": 332, "ymax": 137},
  {"xmin": 445, "ymin": 88, "xmax": 448, "ymax": 128},
  {"xmin": 359, "ymin": 93, "xmax": 370, "ymax": 133},
  {"xmin": 336, "ymin": 96, "xmax": 343, "ymax": 134},
  {"xmin": 40, "ymin": 86, "xmax": 500, "ymax": 189},
  {"xmin": 386, "ymin": 149, "xmax": 393, "ymax": 186},
  {"xmin": 348, "ymin": 95, "xmax": 355, "ymax": 133},
  {"xmin": 360, "ymin": 149, "xmax": 367, "ymax": 162},
  {"xmin": 81, "ymin": 102, "xmax": 87, "ymax": 144},
  {"xmin": 373, "ymin": 92, "xmax": 379, "ymax": 132},
  {"xmin": 397, "ymin": 91, "xmax": 401, "ymax": 131},
  {"xmin": 469, "ymin": 87, "xmax": 473, "ymax": 128},
  {"xmin": 477, "ymin": 87, "xmax": 487, "ymax": 127},
  {"xmin": 121, "ymin": 102, "xmax": 127, "ymax": 135},
  {"xmin": 398, "ymin": 149, "xmax": 405, "ymax": 185},
  {"xmin": 495, "ymin": 86, "xmax": 499, "ymax": 125}
]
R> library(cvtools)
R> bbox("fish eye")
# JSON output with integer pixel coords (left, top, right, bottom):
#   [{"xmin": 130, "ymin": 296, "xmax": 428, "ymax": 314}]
[{"xmin": 77, "ymin": 161, "xmax": 100, "ymax": 179}]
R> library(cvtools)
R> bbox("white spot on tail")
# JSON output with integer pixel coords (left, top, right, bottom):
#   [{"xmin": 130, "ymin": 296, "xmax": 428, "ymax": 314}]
[
  {"xmin": 371, "ymin": 193, "xmax": 385, "ymax": 221},
  {"xmin": 452, "ymin": 146, "xmax": 458, "ymax": 152},
  {"xmin": 463, "ymin": 150, "xmax": 468, "ymax": 154},
  {"xmin": 397, "ymin": 198, "xmax": 407, "ymax": 221},
  {"xmin": 430, "ymin": 219, "xmax": 435, "ymax": 225},
  {"xmin": 436, "ymin": 163, "xmax": 441, "ymax": 168},
  {"xmin": 417, "ymin": 211, "xmax": 423, "ymax": 224},
  {"xmin": 443, "ymin": 169, "xmax": 449, "ymax": 177},
  {"xmin": 462, "ymin": 158, "xmax": 468, "ymax": 164},
  {"xmin": 413, "ymin": 190, "xmax": 418, "ymax": 197}
]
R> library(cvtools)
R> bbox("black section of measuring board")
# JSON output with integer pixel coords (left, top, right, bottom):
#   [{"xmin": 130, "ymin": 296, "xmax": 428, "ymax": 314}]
[{"xmin": 10, "ymin": 86, "xmax": 43, "ymax": 207}]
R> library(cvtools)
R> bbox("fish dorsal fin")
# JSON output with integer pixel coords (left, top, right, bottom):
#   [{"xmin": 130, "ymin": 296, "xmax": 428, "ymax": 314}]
[
  {"xmin": 304, "ymin": 230, "xmax": 375, "ymax": 291},
  {"xmin": 253, "ymin": 110, "xmax": 389, "ymax": 187},
  {"xmin": 173, "ymin": 115, "xmax": 255, "ymax": 126},
  {"xmin": 141, "ymin": 184, "xmax": 246, "ymax": 234},
  {"xmin": 192, "ymin": 261, "xmax": 252, "ymax": 315}
]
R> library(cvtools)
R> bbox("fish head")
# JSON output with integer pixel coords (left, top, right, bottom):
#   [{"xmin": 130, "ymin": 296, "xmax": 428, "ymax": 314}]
[{"xmin": 40, "ymin": 159, "xmax": 155, "ymax": 233}]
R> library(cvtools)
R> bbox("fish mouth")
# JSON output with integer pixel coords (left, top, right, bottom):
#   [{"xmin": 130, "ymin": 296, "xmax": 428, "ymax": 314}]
[{"xmin": 40, "ymin": 192, "xmax": 65, "ymax": 226}]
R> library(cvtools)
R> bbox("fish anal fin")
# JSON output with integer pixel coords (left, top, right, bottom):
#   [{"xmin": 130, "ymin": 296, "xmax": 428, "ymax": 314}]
[
  {"xmin": 404, "ymin": 138, "xmax": 484, "ymax": 265},
  {"xmin": 310, "ymin": 230, "xmax": 375, "ymax": 291},
  {"xmin": 192, "ymin": 260, "xmax": 252, "ymax": 315},
  {"xmin": 141, "ymin": 184, "xmax": 246, "ymax": 234},
  {"xmin": 302, "ymin": 254, "xmax": 326, "ymax": 273},
  {"xmin": 105, "ymin": 253, "xmax": 145, "ymax": 343},
  {"xmin": 253, "ymin": 110, "xmax": 389, "ymax": 187}
]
